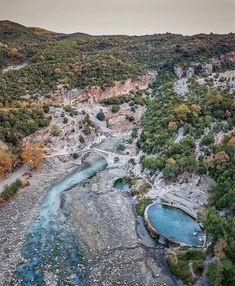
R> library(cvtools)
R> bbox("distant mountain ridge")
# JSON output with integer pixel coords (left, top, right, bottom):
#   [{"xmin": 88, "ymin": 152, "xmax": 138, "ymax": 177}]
[{"xmin": 0, "ymin": 19, "xmax": 234, "ymax": 107}]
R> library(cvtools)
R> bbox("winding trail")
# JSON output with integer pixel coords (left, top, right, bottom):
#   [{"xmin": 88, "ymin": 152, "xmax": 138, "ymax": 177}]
[{"xmin": 0, "ymin": 165, "xmax": 28, "ymax": 194}]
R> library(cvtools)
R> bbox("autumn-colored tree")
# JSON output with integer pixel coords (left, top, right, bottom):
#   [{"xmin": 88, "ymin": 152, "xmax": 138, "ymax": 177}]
[
  {"xmin": 207, "ymin": 89, "xmax": 222, "ymax": 105},
  {"xmin": 214, "ymin": 239, "xmax": 227, "ymax": 260},
  {"xmin": 54, "ymin": 67, "xmax": 62, "ymax": 75},
  {"xmin": 174, "ymin": 104, "xmax": 190, "ymax": 120},
  {"xmin": 228, "ymin": 137, "xmax": 235, "ymax": 146},
  {"xmin": 22, "ymin": 144, "xmax": 45, "ymax": 170},
  {"xmin": 191, "ymin": 104, "xmax": 201, "ymax": 114},
  {"xmin": 166, "ymin": 158, "xmax": 176, "ymax": 167},
  {"xmin": 205, "ymin": 154, "xmax": 215, "ymax": 169},
  {"xmin": 214, "ymin": 151, "xmax": 230, "ymax": 167},
  {"xmin": 71, "ymin": 62, "xmax": 83, "ymax": 75},
  {"xmin": 206, "ymin": 151, "xmax": 230, "ymax": 169},
  {"xmin": 0, "ymin": 150, "xmax": 13, "ymax": 179},
  {"xmin": 168, "ymin": 121, "xmax": 178, "ymax": 130}
]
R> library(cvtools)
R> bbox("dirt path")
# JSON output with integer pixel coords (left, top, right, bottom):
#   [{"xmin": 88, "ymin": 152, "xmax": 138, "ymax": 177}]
[{"xmin": 0, "ymin": 165, "xmax": 28, "ymax": 194}]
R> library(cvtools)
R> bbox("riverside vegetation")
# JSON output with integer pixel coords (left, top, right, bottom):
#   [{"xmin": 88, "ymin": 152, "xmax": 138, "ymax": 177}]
[{"xmin": 0, "ymin": 20, "xmax": 235, "ymax": 285}]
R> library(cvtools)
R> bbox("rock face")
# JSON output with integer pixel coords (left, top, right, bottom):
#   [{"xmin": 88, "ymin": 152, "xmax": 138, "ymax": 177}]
[
  {"xmin": 65, "ymin": 166, "xmax": 175, "ymax": 286},
  {"xmin": 221, "ymin": 51, "xmax": 235, "ymax": 63},
  {"xmin": 174, "ymin": 78, "xmax": 188, "ymax": 95},
  {"xmin": 202, "ymin": 63, "xmax": 213, "ymax": 74},
  {"xmin": 186, "ymin": 67, "xmax": 194, "ymax": 77},
  {"xmin": 174, "ymin": 66, "xmax": 184, "ymax": 78},
  {"xmin": 65, "ymin": 72, "xmax": 157, "ymax": 104}
]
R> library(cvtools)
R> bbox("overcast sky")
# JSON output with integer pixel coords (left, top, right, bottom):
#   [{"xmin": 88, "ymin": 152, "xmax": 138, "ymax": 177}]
[{"xmin": 0, "ymin": 0, "xmax": 234, "ymax": 35}]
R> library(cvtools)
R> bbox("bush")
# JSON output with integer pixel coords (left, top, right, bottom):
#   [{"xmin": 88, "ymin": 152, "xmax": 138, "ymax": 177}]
[
  {"xmin": 117, "ymin": 144, "xmax": 125, "ymax": 151},
  {"xmin": 135, "ymin": 198, "xmax": 153, "ymax": 216},
  {"xmin": 207, "ymin": 263, "xmax": 222, "ymax": 286},
  {"xmin": 0, "ymin": 179, "xmax": 22, "ymax": 201},
  {"xmin": 178, "ymin": 250, "xmax": 206, "ymax": 262},
  {"xmin": 50, "ymin": 124, "xmax": 60, "ymax": 136},
  {"xmin": 167, "ymin": 255, "xmax": 195, "ymax": 284},
  {"xmin": 200, "ymin": 133, "xmax": 215, "ymax": 146},
  {"xmin": 79, "ymin": 134, "xmax": 85, "ymax": 143},
  {"xmin": 96, "ymin": 110, "xmax": 105, "ymax": 121},
  {"xmin": 192, "ymin": 261, "xmax": 204, "ymax": 276},
  {"xmin": 43, "ymin": 105, "xmax": 50, "ymax": 113},
  {"xmin": 63, "ymin": 117, "xmax": 68, "ymax": 124},
  {"xmin": 111, "ymin": 105, "xmax": 120, "ymax": 113}
]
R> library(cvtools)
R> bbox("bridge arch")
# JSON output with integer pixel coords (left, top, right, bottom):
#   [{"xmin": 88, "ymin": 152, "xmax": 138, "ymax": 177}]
[{"xmin": 79, "ymin": 149, "xmax": 109, "ymax": 164}]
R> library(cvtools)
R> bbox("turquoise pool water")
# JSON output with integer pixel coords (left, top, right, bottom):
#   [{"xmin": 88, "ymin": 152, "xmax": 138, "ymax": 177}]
[
  {"xmin": 147, "ymin": 203, "xmax": 204, "ymax": 246},
  {"xmin": 113, "ymin": 178, "xmax": 131, "ymax": 191},
  {"xmin": 114, "ymin": 181, "xmax": 130, "ymax": 190},
  {"xmin": 11, "ymin": 159, "xmax": 107, "ymax": 286}
]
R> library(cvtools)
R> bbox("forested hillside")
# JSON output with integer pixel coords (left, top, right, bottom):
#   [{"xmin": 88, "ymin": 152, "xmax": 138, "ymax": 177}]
[{"xmin": 0, "ymin": 20, "xmax": 234, "ymax": 105}]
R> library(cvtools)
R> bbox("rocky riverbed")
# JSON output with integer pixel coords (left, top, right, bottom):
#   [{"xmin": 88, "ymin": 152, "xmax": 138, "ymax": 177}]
[{"xmin": 65, "ymin": 162, "xmax": 176, "ymax": 286}]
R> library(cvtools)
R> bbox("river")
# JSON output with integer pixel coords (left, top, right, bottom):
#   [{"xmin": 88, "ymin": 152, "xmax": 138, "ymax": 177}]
[{"xmin": 11, "ymin": 159, "xmax": 108, "ymax": 286}]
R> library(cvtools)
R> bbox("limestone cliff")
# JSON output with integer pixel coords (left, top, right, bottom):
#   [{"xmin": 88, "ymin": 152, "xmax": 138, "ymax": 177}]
[{"xmin": 64, "ymin": 72, "xmax": 157, "ymax": 104}]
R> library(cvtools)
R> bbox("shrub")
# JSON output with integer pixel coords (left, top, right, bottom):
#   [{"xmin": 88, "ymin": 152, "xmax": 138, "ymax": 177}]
[
  {"xmin": 0, "ymin": 150, "xmax": 13, "ymax": 178},
  {"xmin": 192, "ymin": 261, "xmax": 204, "ymax": 276},
  {"xmin": 22, "ymin": 143, "xmax": 45, "ymax": 170},
  {"xmin": 63, "ymin": 117, "xmax": 68, "ymax": 124},
  {"xmin": 0, "ymin": 179, "xmax": 23, "ymax": 201},
  {"xmin": 111, "ymin": 105, "xmax": 120, "ymax": 113},
  {"xmin": 167, "ymin": 255, "xmax": 195, "ymax": 284},
  {"xmin": 135, "ymin": 198, "xmax": 153, "ymax": 216},
  {"xmin": 79, "ymin": 134, "xmax": 85, "ymax": 143},
  {"xmin": 207, "ymin": 263, "xmax": 222, "ymax": 286},
  {"xmin": 50, "ymin": 124, "xmax": 61, "ymax": 136},
  {"xmin": 117, "ymin": 144, "xmax": 125, "ymax": 151},
  {"xmin": 200, "ymin": 134, "xmax": 215, "ymax": 146},
  {"xmin": 96, "ymin": 110, "xmax": 105, "ymax": 121}
]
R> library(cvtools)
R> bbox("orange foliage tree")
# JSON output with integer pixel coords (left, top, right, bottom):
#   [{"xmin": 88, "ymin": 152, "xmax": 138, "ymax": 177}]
[
  {"xmin": 22, "ymin": 144, "xmax": 45, "ymax": 170},
  {"xmin": 168, "ymin": 121, "xmax": 178, "ymax": 130},
  {"xmin": 0, "ymin": 150, "xmax": 13, "ymax": 179}
]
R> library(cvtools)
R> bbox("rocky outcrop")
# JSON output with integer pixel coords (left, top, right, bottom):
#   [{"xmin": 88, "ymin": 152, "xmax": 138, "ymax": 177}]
[
  {"xmin": 174, "ymin": 66, "xmax": 184, "ymax": 78},
  {"xmin": 186, "ymin": 67, "xmax": 194, "ymax": 77},
  {"xmin": 221, "ymin": 51, "xmax": 235, "ymax": 63},
  {"xmin": 202, "ymin": 63, "xmax": 213, "ymax": 74},
  {"xmin": 64, "ymin": 72, "xmax": 157, "ymax": 105}
]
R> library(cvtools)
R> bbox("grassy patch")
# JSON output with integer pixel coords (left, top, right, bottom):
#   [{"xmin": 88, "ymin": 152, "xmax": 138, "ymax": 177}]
[
  {"xmin": 132, "ymin": 180, "xmax": 151, "ymax": 197},
  {"xmin": 167, "ymin": 255, "xmax": 196, "ymax": 284},
  {"xmin": 178, "ymin": 250, "xmax": 206, "ymax": 262},
  {"xmin": 0, "ymin": 179, "xmax": 23, "ymax": 202},
  {"xmin": 167, "ymin": 250, "xmax": 206, "ymax": 284},
  {"xmin": 206, "ymin": 263, "xmax": 222, "ymax": 286},
  {"xmin": 192, "ymin": 261, "xmax": 204, "ymax": 276},
  {"xmin": 135, "ymin": 198, "xmax": 153, "ymax": 216}
]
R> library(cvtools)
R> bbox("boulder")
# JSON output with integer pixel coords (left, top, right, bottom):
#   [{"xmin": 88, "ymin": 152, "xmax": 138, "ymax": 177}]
[
  {"xmin": 186, "ymin": 67, "xmax": 194, "ymax": 77},
  {"xmin": 174, "ymin": 66, "xmax": 184, "ymax": 78},
  {"xmin": 202, "ymin": 63, "xmax": 213, "ymax": 74}
]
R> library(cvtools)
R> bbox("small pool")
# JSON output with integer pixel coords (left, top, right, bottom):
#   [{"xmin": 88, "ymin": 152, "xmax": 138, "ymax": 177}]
[
  {"xmin": 113, "ymin": 178, "xmax": 131, "ymax": 191},
  {"xmin": 146, "ymin": 203, "xmax": 205, "ymax": 247}
]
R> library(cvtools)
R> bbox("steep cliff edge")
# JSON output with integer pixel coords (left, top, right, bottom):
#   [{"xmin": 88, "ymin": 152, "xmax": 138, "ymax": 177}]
[{"xmin": 63, "ymin": 72, "xmax": 157, "ymax": 104}]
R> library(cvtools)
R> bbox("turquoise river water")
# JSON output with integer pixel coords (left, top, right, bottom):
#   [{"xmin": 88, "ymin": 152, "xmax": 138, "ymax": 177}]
[{"xmin": 11, "ymin": 159, "xmax": 107, "ymax": 286}]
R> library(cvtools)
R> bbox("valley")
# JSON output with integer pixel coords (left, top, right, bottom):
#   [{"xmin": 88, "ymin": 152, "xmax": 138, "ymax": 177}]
[{"xmin": 0, "ymin": 20, "xmax": 234, "ymax": 286}]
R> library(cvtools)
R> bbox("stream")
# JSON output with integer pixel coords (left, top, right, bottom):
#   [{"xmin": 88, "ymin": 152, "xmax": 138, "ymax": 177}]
[{"xmin": 11, "ymin": 159, "xmax": 108, "ymax": 286}]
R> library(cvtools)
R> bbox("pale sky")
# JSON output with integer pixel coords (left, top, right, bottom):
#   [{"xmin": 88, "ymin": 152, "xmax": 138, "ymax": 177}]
[{"xmin": 0, "ymin": 0, "xmax": 234, "ymax": 35}]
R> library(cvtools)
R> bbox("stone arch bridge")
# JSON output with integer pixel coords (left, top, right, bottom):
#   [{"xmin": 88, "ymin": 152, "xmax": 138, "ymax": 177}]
[{"xmin": 46, "ymin": 147, "xmax": 134, "ymax": 167}]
